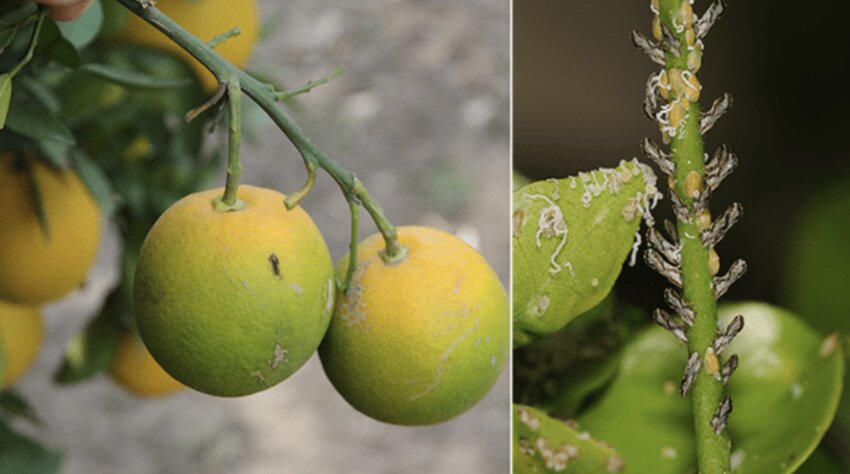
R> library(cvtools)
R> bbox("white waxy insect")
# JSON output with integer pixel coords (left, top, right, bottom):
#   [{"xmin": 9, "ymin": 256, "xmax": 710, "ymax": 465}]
[
  {"xmin": 702, "ymin": 202, "xmax": 743, "ymax": 248},
  {"xmin": 668, "ymin": 187, "xmax": 691, "ymax": 224},
  {"xmin": 631, "ymin": 31, "xmax": 666, "ymax": 66},
  {"xmin": 680, "ymin": 351, "xmax": 702, "ymax": 396},
  {"xmin": 647, "ymin": 227, "xmax": 681, "ymax": 266},
  {"xmin": 714, "ymin": 259, "xmax": 747, "ymax": 299},
  {"xmin": 663, "ymin": 287, "xmax": 696, "ymax": 326},
  {"xmin": 697, "ymin": 0, "xmax": 726, "ymax": 39},
  {"xmin": 641, "ymin": 137, "xmax": 675, "ymax": 176},
  {"xmin": 701, "ymin": 93, "xmax": 734, "ymax": 134},
  {"xmin": 652, "ymin": 308, "xmax": 689, "ymax": 344},
  {"xmin": 711, "ymin": 395, "xmax": 733, "ymax": 435},
  {"xmin": 645, "ymin": 249, "xmax": 683, "ymax": 288},
  {"xmin": 714, "ymin": 314, "xmax": 745, "ymax": 356},
  {"xmin": 721, "ymin": 354, "xmax": 739, "ymax": 385},
  {"xmin": 706, "ymin": 145, "xmax": 738, "ymax": 192}
]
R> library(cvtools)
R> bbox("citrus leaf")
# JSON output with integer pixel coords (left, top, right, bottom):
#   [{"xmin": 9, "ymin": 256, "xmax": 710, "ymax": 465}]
[
  {"xmin": 513, "ymin": 169, "xmax": 531, "ymax": 191},
  {"xmin": 70, "ymin": 149, "xmax": 116, "ymax": 218},
  {"xmin": 0, "ymin": 421, "xmax": 61, "ymax": 474},
  {"xmin": 55, "ymin": 0, "xmax": 102, "ymax": 49},
  {"xmin": 53, "ymin": 291, "xmax": 123, "ymax": 385},
  {"xmin": 18, "ymin": 76, "xmax": 61, "ymax": 114},
  {"xmin": 577, "ymin": 302, "xmax": 844, "ymax": 473},
  {"xmin": 25, "ymin": 162, "xmax": 50, "ymax": 238},
  {"xmin": 0, "ymin": 391, "xmax": 42, "ymax": 425},
  {"xmin": 784, "ymin": 175, "xmax": 850, "ymax": 439},
  {"xmin": 796, "ymin": 445, "xmax": 847, "ymax": 473},
  {"xmin": 0, "ymin": 330, "xmax": 5, "ymax": 387},
  {"xmin": 514, "ymin": 296, "xmax": 645, "ymax": 418},
  {"xmin": 512, "ymin": 159, "xmax": 661, "ymax": 347},
  {"xmin": 513, "ymin": 404, "xmax": 624, "ymax": 473},
  {"xmin": 0, "ymin": 73, "xmax": 11, "ymax": 130},
  {"xmin": 80, "ymin": 64, "xmax": 191, "ymax": 89},
  {"xmin": 37, "ymin": 18, "xmax": 79, "ymax": 69},
  {"xmin": 5, "ymin": 103, "xmax": 75, "ymax": 146}
]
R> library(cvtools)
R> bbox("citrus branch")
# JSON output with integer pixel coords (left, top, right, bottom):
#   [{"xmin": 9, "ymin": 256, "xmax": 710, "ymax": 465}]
[
  {"xmin": 8, "ymin": 9, "xmax": 46, "ymax": 78},
  {"xmin": 638, "ymin": 0, "xmax": 742, "ymax": 472},
  {"xmin": 112, "ymin": 0, "xmax": 405, "ymax": 263}
]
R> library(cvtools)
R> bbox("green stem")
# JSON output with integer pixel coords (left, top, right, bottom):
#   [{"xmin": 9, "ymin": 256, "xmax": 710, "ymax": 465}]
[
  {"xmin": 220, "ymin": 79, "xmax": 244, "ymax": 208},
  {"xmin": 8, "ymin": 9, "xmax": 45, "ymax": 78},
  {"xmin": 341, "ymin": 196, "xmax": 359, "ymax": 293},
  {"xmin": 276, "ymin": 65, "xmax": 344, "ymax": 101},
  {"xmin": 113, "ymin": 0, "xmax": 404, "ymax": 262},
  {"xmin": 658, "ymin": 0, "xmax": 731, "ymax": 471}
]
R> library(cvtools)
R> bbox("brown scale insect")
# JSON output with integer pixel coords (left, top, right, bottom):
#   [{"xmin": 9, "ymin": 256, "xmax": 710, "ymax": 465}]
[{"xmin": 269, "ymin": 253, "xmax": 281, "ymax": 278}]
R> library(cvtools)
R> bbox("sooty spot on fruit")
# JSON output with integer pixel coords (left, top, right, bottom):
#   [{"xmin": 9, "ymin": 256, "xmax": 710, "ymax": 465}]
[
  {"xmin": 339, "ymin": 263, "xmax": 369, "ymax": 328},
  {"xmin": 268, "ymin": 342, "xmax": 288, "ymax": 369},
  {"xmin": 268, "ymin": 254, "xmax": 281, "ymax": 278}
]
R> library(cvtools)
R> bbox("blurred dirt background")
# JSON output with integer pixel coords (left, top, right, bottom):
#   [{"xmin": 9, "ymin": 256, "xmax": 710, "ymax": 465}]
[{"xmin": 13, "ymin": 0, "xmax": 510, "ymax": 472}]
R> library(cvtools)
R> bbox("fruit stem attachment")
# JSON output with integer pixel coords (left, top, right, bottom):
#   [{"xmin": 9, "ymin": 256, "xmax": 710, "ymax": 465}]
[
  {"xmin": 340, "ymin": 196, "xmax": 360, "ymax": 293},
  {"xmin": 114, "ymin": 0, "xmax": 403, "ymax": 262},
  {"xmin": 213, "ymin": 79, "xmax": 246, "ymax": 212}
]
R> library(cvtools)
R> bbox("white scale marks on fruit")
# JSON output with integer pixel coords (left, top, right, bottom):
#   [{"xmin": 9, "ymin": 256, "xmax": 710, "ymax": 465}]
[
  {"xmin": 288, "ymin": 282, "xmax": 304, "ymax": 295},
  {"xmin": 517, "ymin": 407, "xmax": 540, "ymax": 431},
  {"xmin": 325, "ymin": 278, "xmax": 334, "ymax": 314},
  {"xmin": 535, "ymin": 437, "xmax": 579, "ymax": 472},
  {"xmin": 408, "ymin": 318, "xmax": 480, "ymax": 402},
  {"xmin": 338, "ymin": 263, "xmax": 369, "ymax": 328},
  {"xmin": 268, "ymin": 342, "xmax": 288, "ymax": 369}
]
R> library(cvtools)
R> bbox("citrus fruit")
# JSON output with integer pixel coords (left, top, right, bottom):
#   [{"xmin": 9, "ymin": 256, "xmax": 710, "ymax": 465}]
[
  {"xmin": 0, "ymin": 300, "xmax": 44, "ymax": 388},
  {"xmin": 133, "ymin": 185, "xmax": 335, "ymax": 397},
  {"xmin": 0, "ymin": 156, "xmax": 102, "ymax": 304},
  {"xmin": 118, "ymin": 0, "xmax": 260, "ymax": 92},
  {"xmin": 109, "ymin": 331, "xmax": 184, "ymax": 397},
  {"xmin": 319, "ymin": 226, "xmax": 509, "ymax": 425}
]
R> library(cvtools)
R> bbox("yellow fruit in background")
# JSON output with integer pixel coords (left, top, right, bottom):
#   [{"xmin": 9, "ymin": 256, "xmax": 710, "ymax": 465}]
[
  {"xmin": 134, "ymin": 186, "xmax": 335, "ymax": 397},
  {"xmin": 0, "ymin": 300, "xmax": 44, "ymax": 388},
  {"xmin": 119, "ymin": 0, "xmax": 261, "ymax": 92},
  {"xmin": 0, "ymin": 157, "xmax": 102, "ymax": 304},
  {"xmin": 319, "ymin": 226, "xmax": 509, "ymax": 425},
  {"xmin": 110, "ymin": 331, "xmax": 184, "ymax": 397}
]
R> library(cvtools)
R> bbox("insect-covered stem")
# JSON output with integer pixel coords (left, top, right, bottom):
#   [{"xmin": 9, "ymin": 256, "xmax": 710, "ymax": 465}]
[
  {"xmin": 639, "ymin": 0, "xmax": 743, "ymax": 472},
  {"xmin": 113, "ymin": 0, "xmax": 405, "ymax": 263}
]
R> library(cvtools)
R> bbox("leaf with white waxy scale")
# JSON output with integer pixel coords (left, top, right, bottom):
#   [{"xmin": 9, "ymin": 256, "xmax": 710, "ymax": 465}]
[
  {"xmin": 513, "ymin": 404, "xmax": 624, "ymax": 474},
  {"xmin": 512, "ymin": 159, "xmax": 661, "ymax": 347}
]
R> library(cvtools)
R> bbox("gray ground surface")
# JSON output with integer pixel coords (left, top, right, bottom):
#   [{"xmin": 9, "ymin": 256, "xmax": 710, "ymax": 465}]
[{"xmin": 13, "ymin": 1, "xmax": 510, "ymax": 473}]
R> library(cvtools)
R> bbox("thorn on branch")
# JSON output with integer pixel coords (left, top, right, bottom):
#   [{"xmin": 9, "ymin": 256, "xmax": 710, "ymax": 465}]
[
  {"xmin": 680, "ymin": 352, "xmax": 702, "ymax": 396},
  {"xmin": 700, "ymin": 93, "xmax": 733, "ymax": 134},
  {"xmin": 705, "ymin": 145, "xmax": 738, "ymax": 192},
  {"xmin": 714, "ymin": 314, "xmax": 744, "ymax": 355},
  {"xmin": 721, "ymin": 354, "xmax": 738, "ymax": 385},
  {"xmin": 631, "ymin": 31, "xmax": 666, "ymax": 66},
  {"xmin": 641, "ymin": 137, "xmax": 675, "ymax": 176},
  {"xmin": 711, "ymin": 395, "xmax": 733, "ymax": 435},
  {"xmin": 663, "ymin": 287, "xmax": 696, "ymax": 326},
  {"xmin": 647, "ymin": 227, "xmax": 681, "ymax": 266},
  {"xmin": 645, "ymin": 249, "xmax": 683, "ymax": 287},
  {"xmin": 714, "ymin": 259, "xmax": 747, "ymax": 299},
  {"xmin": 697, "ymin": 0, "xmax": 726, "ymax": 39},
  {"xmin": 276, "ymin": 65, "xmax": 345, "ymax": 102},
  {"xmin": 652, "ymin": 308, "xmax": 689, "ymax": 343},
  {"xmin": 701, "ymin": 202, "xmax": 743, "ymax": 248}
]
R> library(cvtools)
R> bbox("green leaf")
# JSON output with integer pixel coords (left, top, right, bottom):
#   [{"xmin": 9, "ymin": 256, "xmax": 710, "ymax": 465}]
[
  {"xmin": 37, "ymin": 18, "xmax": 80, "ymax": 68},
  {"xmin": 0, "ymin": 391, "xmax": 42, "ymax": 425},
  {"xmin": 577, "ymin": 302, "xmax": 844, "ymax": 473},
  {"xmin": 69, "ymin": 149, "xmax": 116, "ymax": 218},
  {"xmin": 512, "ymin": 159, "xmax": 661, "ymax": 347},
  {"xmin": 55, "ymin": 0, "xmax": 102, "ymax": 49},
  {"xmin": 0, "ymin": 421, "xmax": 61, "ymax": 474},
  {"xmin": 785, "ymin": 175, "xmax": 850, "ymax": 438},
  {"xmin": 513, "ymin": 170, "xmax": 531, "ymax": 191},
  {"xmin": 514, "ymin": 296, "xmax": 645, "ymax": 417},
  {"xmin": 796, "ymin": 445, "xmax": 848, "ymax": 473},
  {"xmin": 18, "ymin": 76, "xmax": 61, "ymax": 115},
  {"xmin": 5, "ymin": 103, "xmax": 75, "ymax": 147},
  {"xmin": 53, "ymin": 291, "xmax": 123, "ymax": 384},
  {"xmin": 0, "ymin": 73, "xmax": 11, "ymax": 130},
  {"xmin": 25, "ymin": 162, "xmax": 50, "ymax": 238},
  {"xmin": 79, "ymin": 64, "xmax": 191, "ymax": 90},
  {"xmin": 513, "ymin": 404, "xmax": 624, "ymax": 473}
]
